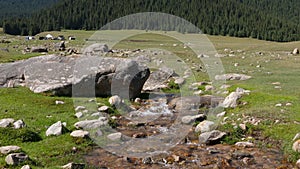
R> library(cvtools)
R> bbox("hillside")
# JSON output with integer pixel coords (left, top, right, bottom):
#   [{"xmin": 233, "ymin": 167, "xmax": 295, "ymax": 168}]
[
  {"xmin": 0, "ymin": 0, "xmax": 58, "ymax": 24},
  {"xmin": 2, "ymin": 0, "xmax": 300, "ymax": 42}
]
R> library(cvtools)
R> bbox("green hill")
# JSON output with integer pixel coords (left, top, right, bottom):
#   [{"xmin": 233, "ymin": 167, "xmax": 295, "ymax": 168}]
[{"xmin": 2, "ymin": 0, "xmax": 300, "ymax": 42}]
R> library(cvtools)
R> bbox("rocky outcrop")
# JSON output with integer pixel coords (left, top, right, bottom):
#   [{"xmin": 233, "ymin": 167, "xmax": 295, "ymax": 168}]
[{"xmin": 0, "ymin": 54, "xmax": 150, "ymax": 99}]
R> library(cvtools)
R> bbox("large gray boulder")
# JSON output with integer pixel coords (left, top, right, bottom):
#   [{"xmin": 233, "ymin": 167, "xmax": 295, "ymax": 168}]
[{"xmin": 0, "ymin": 54, "xmax": 150, "ymax": 99}]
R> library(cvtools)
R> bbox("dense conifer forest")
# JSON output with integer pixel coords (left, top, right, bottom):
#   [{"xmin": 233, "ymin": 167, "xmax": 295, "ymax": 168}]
[{"xmin": 1, "ymin": 0, "xmax": 300, "ymax": 42}]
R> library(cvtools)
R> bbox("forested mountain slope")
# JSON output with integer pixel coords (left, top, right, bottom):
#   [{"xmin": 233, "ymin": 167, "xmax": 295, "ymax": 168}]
[
  {"xmin": 0, "ymin": 0, "xmax": 58, "ymax": 23},
  {"xmin": 2, "ymin": 0, "xmax": 300, "ymax": 42}
]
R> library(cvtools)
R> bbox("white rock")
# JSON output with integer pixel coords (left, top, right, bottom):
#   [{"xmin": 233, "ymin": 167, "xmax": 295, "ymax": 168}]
[
  {"xmin": 217, "ymin": 111, "xmax": 226, "ymax": 118},
  {"xmin": 0, "ymin": 146, "xmax": 21, "ymax": 155},
  {"xmin": 293, "ymin": 133, "xmax": 300, "ymax": 141},
  {"xmin": 21, "ymin": 165, "xmax": 31, "ymax": 169},
  {"xmin": 62, "ymin": 162, "xmax": 85, "ymax": 169},
  {"xmin": 98, "ymin": 106, "xmax": 109, "ymax": 112},
  {"xmin": 174, "ymin": 77, "xmax": 185, "ymax": 85},
  {"xmin": 222, "ymin": 92, "xmax": 241, "ymax": 108},
  {"xmin": 195, "ymin": 120, "xmax": 215, "ymax": 133},
  {"xmin": 13, "ymin": 120, "xmax": 25, "ymax": 129},
  {"xmin": 70, "ymin": 130, "xmax": 89, "ymax": 138},
  {"xmin": 181, "ymin": 114, "xmax": 206, "ymax": 124},
  {"xmin": 286, "ymin": 103, "xmax": 292, "ymax": 106},
  {"xmin": 5, "ymin": 153, "xmax": 28, "ymax": 165},
  {"xmin": 75, "ymin": 106, "xmax": 86, "ymax": 111},
  {"xmin": 75, "ymin": 112, "xmax": 83, "ymax": 118},
  {"xmin": 55, "ymin": 100, "xmax": 65, "ymax": 105},
  {"xmin": 107, "ymin": 132, "xmax": 122, "ymax": 141},
  {"xmin": 109, "ymin": 95, "xmax": 121, "ymax": 106},
  {"xmin": 275, "ymin": 103, "xmax": 282, "ymax": 107},
  {"xmin": 205, "ymin": 85, "xmax": 214, "ymax": 91},
  {"xmin": 46, "ymin": 121, "xmax": 63, "ymax": 136},
  {"xmin": 293, "ymin": 140, "xmax": 300, "ymax": 152},
  {"xmin": 74, "ymin": 119, "xmax": 108, "ymax": 129},
  {"xmin": 193, "ymin": 90, "xmax": 203, "ymax": 95},
  {"xmin": 239, "ymin": 123, "xmax": 247, "ymax": 130},
  {"xmin": 292, "ymin": 48, "xmax": 299, "ymax": 55},
  {"xmin": 235, "ymin": 142, "xmax": 254, "ymax": 148},
  {"xmin": 0, "ymin": 118, "xmax": 14, "ymax": 128},
  {"xmin": 134, "ymin": 98, "xmax": 141, "ymax": 103},
  {"xmin": 296, "ymin": 159, "xmax": 300, "ymax": 168}
]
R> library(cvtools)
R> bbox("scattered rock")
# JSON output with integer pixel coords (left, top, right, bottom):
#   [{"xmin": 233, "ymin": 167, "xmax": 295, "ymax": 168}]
[
  {"xmin": 0, "ymin": 118, "xmax": 14, "ymax": 128},
  {"xmin": 195, "ymin": 120, "xmax": 215, "ymax": 133},
  {"xmin": 143, "ymin": 67, "xmax": 174, "ymax": 91},
  {"xmin": 293, "ymin": 133, "xmax": 300, "ymax": 141},
  {"xmin": 109, "ymin": 95, "xmax": 121, "ymax": 107},
  {"xmin": 205, "ymin": 85, "xmax": 214, "ymax": 91},
  {"xmin": 181, "ymin": 114, "xmax": 206, "ymax": 124},
  {"xmin": 275, "ymin": 103, "xmax": 282, "ymax": 107},
  {"xmin": 142, "ymin": 157, "xmax": 153, "ymax": 164},
  {"xmin": 55, "ymin": 100, "xmax": 65, "ymax": 105},
  {"xmin": 107, "ymin": 132, "xmax": 122, "ymax": 141},
  {"xmin": 46, "ymin": 121, "xmax": 63, "ymax": 136},
  {"xmin": 98, "ymin": 106, "xmax": 110, "ymax": 112},
  {"xmin": 70, "ymin": 130, "xmax": 89, "ymax": 138},
  {"xmin": 75, "ymin": 106, "xmax": 86, "ymax": 111},
  {"xmin": 215, "ymin": 73, "xmax": 251, "ymax": 81},
  {"xmin": 174, "ymin": 77, "xmax": 185, "ymax": 85},
  {"xmin": 292, "ymin": 139, "xmax": 300, "ymax": 152},
  {"xmin": 232, "ymin": 151, "xmax": 253, "ymax": 160},
  {"xmin": 235, "ymin": 142, "xmax": 254, "ymax": 148},
  {"xmin": 75, "ymin": 112, "xmax": 83, "ymax": 118},
  {"xmin": 292, "ymin": 48, "xmax": 299, "ymax": 55},
  {"xmin": 216, "ymin": 111, "xmax": 226, "ymax": 118},
  {"xmin": 239, "ymin": 123, "xmax": 247, "ymax": 131},
  {"xmin": 74, "ymin": 119, "xmax": 108, "ymax": 129},
  {"xmin": 21, "ymin": 165, "xmax": 31, "ymax": 169},
  {"xmin": 296, "ymin": 159, "xmax": 300, "ymax": 169},
  {"xmin": 286, "ymin": 102, "xmax": 293, "ymax": 106},
  {"xmin": 83, "ymin": 43, "xmax": 109, "ymax": 55},
  {"xmin": 222, "ymin": 88, "xmax": 250, "ymax": 108},
  {"xmin": 199, "ymin": 130, "xmax": 226, "ymax": 145},
  {"xmin": 5, "ymin": 153, "xmax": 28, "ymax": 165},
  {"xmin": 30, "ymin": 47, "xmax": 48, "ymax": 53},
  {"xmin": 13, "ymin": 120, "xmax": 25, "ymax": 129},
  {"xmin": 61, "ymin": 162, "xmax": 85, "ymax": 169},
  {"xmin": 0, "ymin": 146, "xmax": 21, "ymax": 155}
]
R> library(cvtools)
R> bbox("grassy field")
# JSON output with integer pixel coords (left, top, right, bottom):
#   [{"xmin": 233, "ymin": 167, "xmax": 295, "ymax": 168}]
[{"xmin": 0, "ymin": 29, "xmax": 300, "ymax": 167}]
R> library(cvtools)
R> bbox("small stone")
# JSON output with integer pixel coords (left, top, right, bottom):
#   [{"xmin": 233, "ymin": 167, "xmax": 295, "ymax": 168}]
[
  {"xmin": 21, "ymin": 165, "xmax": 31, "ymax": 169},
  {"xmin": 174, "ymin": 77, "xmax": 185, "ymax": 85},
  {"xmin": 98, "ymin": 106, "xmax": 109, "ymax": 112},
  {"xmin": 232, "ymin": 151, "xmax": 253, "ymax": 160},
  {"xmin": 5, "ymin": 153, "xmax": 28, "ymax": 165},
  {"xmin": 134, "ymin": 98, "xmax": 141, "ymax": 103},
  {"xmin": 46, "ymin": 121, "xmax": 63, "ymax": 136},
  {"xmin": 75, "ymin": 112, "xmax": 83, "ymax": 118},
  {"xmin": 181, "ymin": 114, "xmax": 206, "ymax": 124},
  {"xmin": 61, "ymin": 162, "xmax": 85, "ymax": 169},
  {"xmin": 195, "ymin": 120, "xmax": 215, "ymax": 133},
  {"xmin": 292, "ymin": 48, "xmax": 299, "ymax": 55},
  {"xmin": 75, "ymin": 106, "xmax": 86, "ymax": 111},
  {"xmin": 296, "ymin": 159, "xmax": 300, "ymax": 168},
  {"xmin": 109, "ymin": 95, "xmax": 121, "ymax": 107},
  {"xmin": 235, "ymin": 142, "xmax": 254, "ymax": 148},
  {"xmin": 239, "ymin": 123, "xmax": 247, "ymax": 131},
  {"xmin": 205, "ymin": 85, "xmax": 214, "ymax": 91},
  {"xmin": 0, "ymin": 146, "xmax": 21, "ymax": 155},
  {"xmin": 74, "ymin": 119, "xmax": 108, "ymax": 129},
  {"xmin": 234, "ymin": 63, "xmax": 239, "ymax": 67},
  {"xmin": 70, "ymin": 130, "xmax": 89, "ymax": 138},
  {"xmin": 286, "ymin": 103, "xmax": 292, "ymax": 106},
  {"xmin": 13, "ymin": 120, "xmax": 25, "ymax": 129},
  {"xmin": 293, "ymin": 140, "xmax": 300, "ymax": 152},
  {"xmin": 107, "ymin": 132, "xmax": 122, "ymax": 141},
  {"xmin": 199, "ymin": 130, "xmax": 226, "ymax": 145},
  {"xmin": 172, "ymin": 155, "xmax": 180, "ymax": 162},
  {"xmin": 293, "ymin": 133, "xmax": 300, "ymax": 141},
  {"xmin": 55, "ymin": 100, "xmax": 65, "ymax": 105},
  {"xmin": 193, "ymin": 90, "xmax": 203, "ymax": 95},
  {"xmin": 142, "ymin": 157, "xmax": 153, "ymax": 164},
  {"xmin": 216, "ymin": 111, "xmax": 226, "ymax": 118},
  {"xmin": 0, "ymin": 118, "xmax": 14, "ymax": 128},
  {"xmin": 275, "ymin": 103, "xmax": 282, "ymax": 107}
]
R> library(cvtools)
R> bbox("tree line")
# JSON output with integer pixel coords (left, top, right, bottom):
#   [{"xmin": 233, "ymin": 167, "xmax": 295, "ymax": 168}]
[{"xmin": 2, "ymin": 0, "xmax": 300, "ymax": 42}]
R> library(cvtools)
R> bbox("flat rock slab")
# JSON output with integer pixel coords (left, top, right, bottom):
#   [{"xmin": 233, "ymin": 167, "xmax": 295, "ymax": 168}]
[
  {"xmin": 0, "ymin": 146, "xmax": 21, "ymax": 155},
  {"xmin": 0, "ymin": 54, "xmax": 150, "ymax": 99}
]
